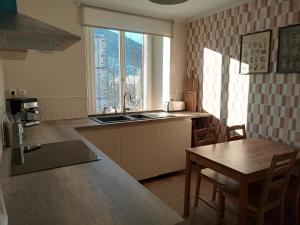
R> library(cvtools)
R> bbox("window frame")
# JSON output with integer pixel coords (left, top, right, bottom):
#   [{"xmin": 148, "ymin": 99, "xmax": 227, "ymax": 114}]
[{"xmin": 85, "ymin": 27, "xmax": 149, "ymax": 115}]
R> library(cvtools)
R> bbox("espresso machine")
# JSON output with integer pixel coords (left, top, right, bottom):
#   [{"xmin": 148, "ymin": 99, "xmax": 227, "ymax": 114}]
[{"xmin": 7, "ymin": 98, "xmax": 40, "ymax": 127}]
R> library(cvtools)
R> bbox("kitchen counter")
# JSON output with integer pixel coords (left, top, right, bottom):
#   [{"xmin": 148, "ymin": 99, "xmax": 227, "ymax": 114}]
[
  {"xmin": 0, "ymin": 112, "xmax": 210, "ymax": 225},
  {"xmin": 78, "ymin": 111, "xmax": 211, "ymax": 132},
  {"xmin": 0, "ymin": 119, "xmax": 184, "ymax": 225}
]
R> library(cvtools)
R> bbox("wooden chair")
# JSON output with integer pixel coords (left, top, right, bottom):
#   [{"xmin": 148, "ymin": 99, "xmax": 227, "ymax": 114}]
[
  {"xmin": 194, "ymin": 127, "xmax": 236, "ymax": 211},
  {"xmin": 285, "ymin": 164, "xmax": 300, "ymax": 225},
  {"xmin": 194, "ymin": 127, "xmax": 217, "ymax": 147},
  {"xmin": 218, "ymin": 151, "xmax": 297, "ymax": 225},
  {"xmin": 226, "ymin": 124, "xmax": 246, "ymax": 142}
]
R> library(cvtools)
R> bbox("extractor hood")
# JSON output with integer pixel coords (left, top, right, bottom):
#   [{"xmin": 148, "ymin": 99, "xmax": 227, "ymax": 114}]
[{"xmin": 0, "ymin": 0, "xmax": 81, "ymax": 52}]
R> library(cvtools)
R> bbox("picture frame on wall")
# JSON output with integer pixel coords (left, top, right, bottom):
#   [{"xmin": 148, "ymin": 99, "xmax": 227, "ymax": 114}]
[
  {"xmin": 239, "ymin": 30, "xmax": 272, "ymax": 75},
  {"xmin": 277, "ymin": 24, "xmax": 300, "ymax": 73}
]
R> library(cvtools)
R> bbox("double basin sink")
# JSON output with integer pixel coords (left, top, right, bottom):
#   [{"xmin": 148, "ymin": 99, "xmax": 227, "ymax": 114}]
[{"xmin": 92, "ymin": 113, "xmax": 176, "ymax": 124}]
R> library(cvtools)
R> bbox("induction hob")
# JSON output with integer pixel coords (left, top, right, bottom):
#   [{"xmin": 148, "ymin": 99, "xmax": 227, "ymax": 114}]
[{"xmin": 11, "ymin": 140, "xmax": 101, "ymax": 176}]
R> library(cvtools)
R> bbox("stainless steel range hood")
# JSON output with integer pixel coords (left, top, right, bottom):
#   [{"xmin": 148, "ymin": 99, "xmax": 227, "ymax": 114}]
[{"xmin": 0, "ymin": 0, "xmax": 81, "ymax": 52}]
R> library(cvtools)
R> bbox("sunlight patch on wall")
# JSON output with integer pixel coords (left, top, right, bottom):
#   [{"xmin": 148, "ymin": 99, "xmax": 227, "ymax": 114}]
[
  {"xmin": 227, "ymin": 58, "xmax": 249, "ymax": 132},
  {"xmin": 202, "ymin": 48, "xmax": 222, "ymax": 119}
]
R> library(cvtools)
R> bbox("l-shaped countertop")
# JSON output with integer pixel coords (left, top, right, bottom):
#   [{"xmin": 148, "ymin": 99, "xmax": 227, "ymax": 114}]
[{"xmin": 0, "ymin": 112, "xmax": 211, "ymax": 225}]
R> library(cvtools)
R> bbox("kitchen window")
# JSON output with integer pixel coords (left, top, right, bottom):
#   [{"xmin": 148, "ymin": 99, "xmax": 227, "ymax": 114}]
[
  {"xmin": 86, "ymin": 27, "xmax": 148, "ymax": 114},
  {"xmin": 85, "ymin": 27, "xmax": 171, "ymax": 115}
]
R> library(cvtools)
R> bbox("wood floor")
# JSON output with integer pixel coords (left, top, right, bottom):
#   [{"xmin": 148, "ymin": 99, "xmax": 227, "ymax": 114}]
[{"xmin": 142, "ymin": 167, "xmax": 294, "ymax": 225}]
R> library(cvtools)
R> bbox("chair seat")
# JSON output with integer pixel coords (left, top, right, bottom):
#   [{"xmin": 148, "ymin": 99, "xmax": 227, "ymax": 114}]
[{"xmin": 200, "ymin": 168, "xmax": 236, "ymax": 187}]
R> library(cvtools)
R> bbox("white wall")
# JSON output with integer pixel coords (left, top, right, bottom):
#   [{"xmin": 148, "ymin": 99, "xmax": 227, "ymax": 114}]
[{"xmin": 3, "ymin": 0, "xmax": 88, "ymax": 121}]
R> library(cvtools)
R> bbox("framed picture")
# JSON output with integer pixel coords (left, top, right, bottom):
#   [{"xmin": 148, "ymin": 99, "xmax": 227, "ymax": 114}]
[
  {"xmin": 277, "ymin": 24, "xmax": 300, "ymax": 73},
  {"xmin": 239, "ymin": 30, "xmax": 272, "ymax": 75}
]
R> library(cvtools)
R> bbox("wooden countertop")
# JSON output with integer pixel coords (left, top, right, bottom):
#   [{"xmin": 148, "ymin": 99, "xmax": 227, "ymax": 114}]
[{"xmin": 0, "ymin": 116, "xmax": 189, "ymax": 225}]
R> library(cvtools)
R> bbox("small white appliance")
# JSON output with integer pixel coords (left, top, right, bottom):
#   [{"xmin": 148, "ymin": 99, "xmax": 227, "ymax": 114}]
[{"xmin": 163, "ymin": 101, "xmax": 185, "ymax": 112}]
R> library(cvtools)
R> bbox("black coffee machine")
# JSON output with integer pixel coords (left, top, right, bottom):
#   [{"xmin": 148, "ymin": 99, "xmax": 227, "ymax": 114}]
[{"xmin": 7, "ymin": 98, "xmax": 40, "ymax": 127}]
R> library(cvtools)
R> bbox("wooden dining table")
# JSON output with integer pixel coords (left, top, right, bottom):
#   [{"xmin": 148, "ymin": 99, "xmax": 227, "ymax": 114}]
[{"xmin": 184, "ymin": 138, "xmax": 300, "ymax": 225}]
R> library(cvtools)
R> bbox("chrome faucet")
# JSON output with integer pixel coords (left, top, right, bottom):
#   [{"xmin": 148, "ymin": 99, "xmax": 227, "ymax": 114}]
[
  {"xmin": 102, "ymin": 106, "xmax": 108, "ymax": 114},
  {"xmin": 123, "ymin": 92, "xmax": 132, "ymax": 116}
]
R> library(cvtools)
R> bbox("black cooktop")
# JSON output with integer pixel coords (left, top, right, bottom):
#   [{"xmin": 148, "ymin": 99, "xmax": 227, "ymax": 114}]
[{"xmin": 11, "ymin": 140, "xmax": 101, "ymax": 176}]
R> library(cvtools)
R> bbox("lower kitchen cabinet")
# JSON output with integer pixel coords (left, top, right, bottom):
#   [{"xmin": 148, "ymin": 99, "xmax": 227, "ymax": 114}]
[
  {"xmin": 80, "ymin": 127, "xmax": 121, "ymax": 164},
  {"xmin": 80, "ymin": 119, "xmax": 192, "ymax": 180},
  {"xmin": 120, "ymin": 123, "xmax": 160, "ymax": 179}
]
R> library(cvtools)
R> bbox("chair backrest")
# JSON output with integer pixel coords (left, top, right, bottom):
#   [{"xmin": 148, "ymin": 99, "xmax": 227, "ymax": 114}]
[
  {"xmin": 226, "ymin": 125, "xmax": 246, "ymax": 142},
  {"xmin": 259, "ymin": 151, "xmax": 297, "ymax": 209},
  {"xmin": 193, "ymin": 127, "xmax": 217, "ymax": 147}
]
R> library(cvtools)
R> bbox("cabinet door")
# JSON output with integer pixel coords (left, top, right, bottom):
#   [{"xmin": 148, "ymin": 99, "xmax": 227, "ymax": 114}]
[
  {"xmin": 156, "ymin": 119, "xmax": 192, "ymax": 174},
  {"xmin": 120, "ymin": 124, "xmax": 161, "ymax": 180},
  {"xmin": 80, "ymin": 128, "xmax": 121, "ymax": 165},
  {"xmin": 120, "ymin": 119, "xmax": 192, "ymax": 180}
]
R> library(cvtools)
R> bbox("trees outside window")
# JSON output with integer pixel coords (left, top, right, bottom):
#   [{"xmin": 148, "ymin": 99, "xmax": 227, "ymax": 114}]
[{"xmin": 94, "ymin": 28, "xmax": 145, "ymax": 113}]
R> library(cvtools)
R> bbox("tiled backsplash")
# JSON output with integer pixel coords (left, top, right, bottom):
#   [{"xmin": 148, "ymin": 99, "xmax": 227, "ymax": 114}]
[
  {"xmin": 38, "ymin": 97, "xmax": 88, "ymax": 121},
  {"xmin": 187, "ymin": 0, "xmax": 300, "ymax": 148}
]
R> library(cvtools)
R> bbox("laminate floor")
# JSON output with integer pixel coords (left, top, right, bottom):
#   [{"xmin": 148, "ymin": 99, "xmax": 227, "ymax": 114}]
[{"xmin": 142, "ymin": 167, "xmax": 293, "ymax": 225}]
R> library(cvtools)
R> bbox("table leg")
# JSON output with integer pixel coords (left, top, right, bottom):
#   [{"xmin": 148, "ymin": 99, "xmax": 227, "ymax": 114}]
[
  {"xmin": 238, "ymin": 180, "xmax": 248, "ymax": 225},
  {"xmin": 184, "ymin": 151, "xmax": 192, "ymax": 217}
]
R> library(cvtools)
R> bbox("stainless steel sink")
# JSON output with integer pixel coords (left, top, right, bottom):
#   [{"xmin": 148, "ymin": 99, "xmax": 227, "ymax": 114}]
[
  {"xmin": 128, "ymin": 114, "xmax": 151, "ymax": 120},
  {"xmin": 93, "ymin": 115, "xmax": 132, "ymax": 124},
  {"xmin": 92, "ymin": 112, "xmax": 176, "ymax": 124}
]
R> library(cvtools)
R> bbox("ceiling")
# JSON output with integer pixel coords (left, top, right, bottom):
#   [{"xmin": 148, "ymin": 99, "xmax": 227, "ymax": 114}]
[{"xmin": 76, "ymin": 0, "xmax": 247, "ymax": 21}]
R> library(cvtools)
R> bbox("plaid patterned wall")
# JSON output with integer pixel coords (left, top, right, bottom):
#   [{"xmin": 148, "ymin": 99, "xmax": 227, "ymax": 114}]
[{"xmin": 187, "ymin": 0, "xmax": 300, "ymax": 147}]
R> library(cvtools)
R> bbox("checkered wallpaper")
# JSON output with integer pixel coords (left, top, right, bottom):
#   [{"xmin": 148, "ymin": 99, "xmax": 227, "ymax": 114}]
[{"xmin": 187, "ymin": 0, "xmax": 300, "ymax": 148}]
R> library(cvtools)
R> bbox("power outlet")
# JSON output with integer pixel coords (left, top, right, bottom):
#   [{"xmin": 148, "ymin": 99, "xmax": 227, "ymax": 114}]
[{"xmin": 18, "ymin": 89, "xmax": 26, "ymax": 96}]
